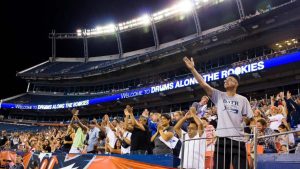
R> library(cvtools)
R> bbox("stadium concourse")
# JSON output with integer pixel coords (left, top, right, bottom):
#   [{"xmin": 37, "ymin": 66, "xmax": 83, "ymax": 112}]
[{"xmin": 1, "ymin": 0, "xmax": 300, "ymax": 169}]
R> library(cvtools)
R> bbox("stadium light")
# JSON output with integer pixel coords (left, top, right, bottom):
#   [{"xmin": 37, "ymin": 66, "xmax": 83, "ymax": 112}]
[
  {"xmin": 76, "ymin": 0, "xmax": 226, "ymax": 34},
  {"xmin": 141, "ymin": 14, "xmax": 151, "ymax": 26},
  {"xmin": 76, "ymin": 29, "xmax": 82, "ymax": 36},
  {"xmin": 86, "ymin": 23, "xmax": 116, "ymax": 36},
  {"xmin": 178, "ymin": 0, "xmax": 194, "ymax": 13}
]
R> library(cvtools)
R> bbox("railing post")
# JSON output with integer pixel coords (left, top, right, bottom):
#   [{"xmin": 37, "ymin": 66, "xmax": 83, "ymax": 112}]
[
  {"xmin": 180, "ymin": 133, "xmax": 185, "ymax": 169},
  {"xmin": 253, "ymin": 127, "xmax": 258, "ymax": 169}
]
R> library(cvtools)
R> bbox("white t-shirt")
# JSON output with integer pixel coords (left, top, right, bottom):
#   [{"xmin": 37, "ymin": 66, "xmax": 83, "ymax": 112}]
[
  {"xmin": 105, "ymin": 126, "xmax": 117, "ymax": 149},
  {"xmin": 179, "ymin": 130, "xmax": 205, "ymax": 169},
  {"xmin": 269, "ymin": 114, "xmax": 285, "ymax": 131},
  {"xmin": 211, "ymin": 89, "xmax": 253, "ymax": 142},
  {"xmin": 121, "ymin": 131, "xmax": 132, "ymax": 154}
]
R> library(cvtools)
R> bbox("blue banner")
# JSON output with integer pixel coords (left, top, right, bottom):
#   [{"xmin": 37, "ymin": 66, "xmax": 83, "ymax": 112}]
[{"xmin": 1, "ymin": 51, "xmax": 299, "ymax": 110}]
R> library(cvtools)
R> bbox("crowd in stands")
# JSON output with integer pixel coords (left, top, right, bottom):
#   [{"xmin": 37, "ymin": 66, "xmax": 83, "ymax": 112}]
[{"xmin": 0, "ymin": 91, "xmax": 300, "ymax": 169}]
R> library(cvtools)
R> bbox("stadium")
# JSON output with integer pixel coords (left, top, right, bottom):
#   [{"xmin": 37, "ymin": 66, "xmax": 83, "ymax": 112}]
[{"xmin": 1, "ymin": 0, "xmax": 300, "ymax": 169}]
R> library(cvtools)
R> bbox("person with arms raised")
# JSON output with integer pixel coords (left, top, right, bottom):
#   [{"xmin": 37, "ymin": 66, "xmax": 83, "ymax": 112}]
[{"xmin": 183, "ymin": 57, "xmax": 253, "ymax": 169}]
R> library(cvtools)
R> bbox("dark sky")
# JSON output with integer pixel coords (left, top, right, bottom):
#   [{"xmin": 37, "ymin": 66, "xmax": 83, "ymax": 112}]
[{"xmin": 1, "ymin": 0, "xmax": 175, "ymax": 99}]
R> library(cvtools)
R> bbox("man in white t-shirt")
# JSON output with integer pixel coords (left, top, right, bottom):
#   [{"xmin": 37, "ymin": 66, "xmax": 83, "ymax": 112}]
[
  {"xmin": 184, "ymin": 57, "xmax": 253, "ymax": 169},
  {"xmin": 174, "ymin": 107, "xmax": 205, "ymax": 169}
]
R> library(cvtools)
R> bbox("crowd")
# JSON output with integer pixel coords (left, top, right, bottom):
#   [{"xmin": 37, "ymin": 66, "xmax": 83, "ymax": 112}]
[{"xmin": 0, "ymin": 90, "xmax": 299, "ymax": 168}]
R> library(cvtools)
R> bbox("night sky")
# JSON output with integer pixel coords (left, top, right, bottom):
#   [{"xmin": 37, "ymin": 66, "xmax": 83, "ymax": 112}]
[{"xmin": 1, "ymin": 0, "xmax": 175, "ymax": 99}]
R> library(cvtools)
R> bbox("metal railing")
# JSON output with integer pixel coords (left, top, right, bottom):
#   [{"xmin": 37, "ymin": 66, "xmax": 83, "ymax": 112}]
[{"xmin": 179, "ymin": 127, "xmax": 300, "ymax": 169}]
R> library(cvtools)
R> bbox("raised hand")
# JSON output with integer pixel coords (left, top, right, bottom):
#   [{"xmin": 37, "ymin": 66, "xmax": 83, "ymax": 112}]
[
  {"xmin": 71, "ymin": 108, "xmax": 79, "ymax": 116},
  {"xmin": 126, "ymin": 105, "xmax": 133, "ymax": 114},
  {"xmin": 183, "ymin": 57, "xmax": 195, "ymax": 70},
  {"xmin": 189, "ymin": 107, "xmax": 197, "ymax": 116},
  {"xmin": 286, "ymin": 91, "xmax": 292, "ymax": 99},
  {"xmin": 185, "ymin": 111, "xmax": 192, "ymax": 119},
  {"xmin": 124, "ymin": 108, "xmax": 130, "ymax": 116}
]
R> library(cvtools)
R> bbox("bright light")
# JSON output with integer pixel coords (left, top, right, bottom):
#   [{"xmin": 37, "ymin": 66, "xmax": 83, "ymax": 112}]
[
  {"xmin": 106, "ymin": 24, "xmax": 116, "ymax": 32},
  {"xmin": 75, "ymin": 0, "xmax": 229, "ymax": 34},
  {"xmin": 178, "ymin": 0, "xmax": 194, "ymax": 13},
  {"xmin": 141, "ymin": 14, "xmax": 151, "ymax": 25},
  {"xmin": 275, "ymin": 43, "xmax": 279, "ymax": 46},
  {"xmin": 76, "ymin": 29, "xmax": 82, "ymax": 36},
  {"xmin": 93, "ymin": 24, "xmax": 116, "ymax": 35}
]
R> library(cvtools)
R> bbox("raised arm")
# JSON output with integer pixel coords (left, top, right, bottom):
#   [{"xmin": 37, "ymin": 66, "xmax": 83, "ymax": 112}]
[
  {"xmin": 124, "ymin": 108, "xmax": 130, "ymax": 130},
  {"xmin": 70, "ymin": 116, "xmax": 78, "ymax": 130},
  {"xmin": 158, "ymin": 126, "xmax": 174, "ymax": 142},
  {"xmin": 151, "ymin": 129, "xmax": 159, "ymax": 142},
  {"xmin": 174, "ymin": 112, "xmax": 190, "ymax": 138},
  {"xmin": 127, "ymin": 105, "xmax": 145, "ymax": 131},
  {"xmin": 183, "ymin": 57, "xmax": 214, "ymax": 97},
  {"xmin": 190, "ymin": 107, "xmax": 204, "ymax": 136},
  {"xmin": 74, "ymin": 116, "xmax": 89, "ymax": 133}
]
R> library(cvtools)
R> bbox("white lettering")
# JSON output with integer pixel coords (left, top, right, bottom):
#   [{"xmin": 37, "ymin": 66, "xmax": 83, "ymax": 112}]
[
  {"xmin": 250, "ymin": 63, "xmax": 258, "ymax": 71},
  {"xmin": 257, "ymin": 61, "xmax": 264, "ymax": 70},
  {"xmin": 221, "ymin": 70, "xmax": 227, "ymax": 78},
  {"xmin": 213, "ymin": 72, "xmax": 219, "ymax": 80}
]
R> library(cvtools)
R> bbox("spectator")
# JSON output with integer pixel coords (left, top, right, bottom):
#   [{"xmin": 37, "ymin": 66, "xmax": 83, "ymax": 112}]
[
  {"xmin": 148, "ymin": 111, "xmax": 160, "ymax": 136},
  {"xmin": 62, "ymin": 125, "xmax": 75, "ymax": 153},
  {"xmin": 118, "ymin": 115, "xmax": 133, "ymax": 154},
  {"xmin": 106, "ymin": 138, "xmax": 121, "ymax": 154},
  {"xmin": 69, "ymin": 109, "xmax": 89, "ymax": 154},
  {"xmin": 174, "ymin": 107, "xmax": 205, "ymax": 169},
  {"xmin": 250, "ymin": 109, "xmax": 263, "ymax": 127},
  {"xmin": 184, "ymin": 57, "xmax": 252, "ymax": 169},
  {"xmin": 86, "ymin": 119, "xmax": 100, "ymax": 153},
  {"xmin": 192, "ymin": 96, "xmax": 209, "ymax": 118},
  {"xmin": 268, "ymin": 105, "xmax": 288, "ymax": 131},
  {"xmin": 0, "ymin": 131, "xmax": 8, "ymax": 148},
  {"xmin": 10, "ymin": 154, "xmax": 24, "ymax": 169},
  {"xmin": 256, "ymin": 118, "xmax": 277, "ymax": 153},
  {"xmin": 286, "ymin": 91, "xmax": 300, "ymax": 128},
  {"xmin": 126, "ymin": 105, "xmax": 151, "ymax": 155},
  {"xmin": 277, "ymin": 124, "xmax": 295, "ymax": 150},
  {"xmin": 151, "ymin": 113, "xmax": 174, "ymax": 155},
  {"xmin": 172, "ymin": 111, "xmax": 188, "ymax": 132},
  {"xmin": 102, "ymin": 114, "xmax": 118, "ymax": 154},
  {"xmin": 42, "ymin": 139, "xmax": 51, "ymax": 153}
]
